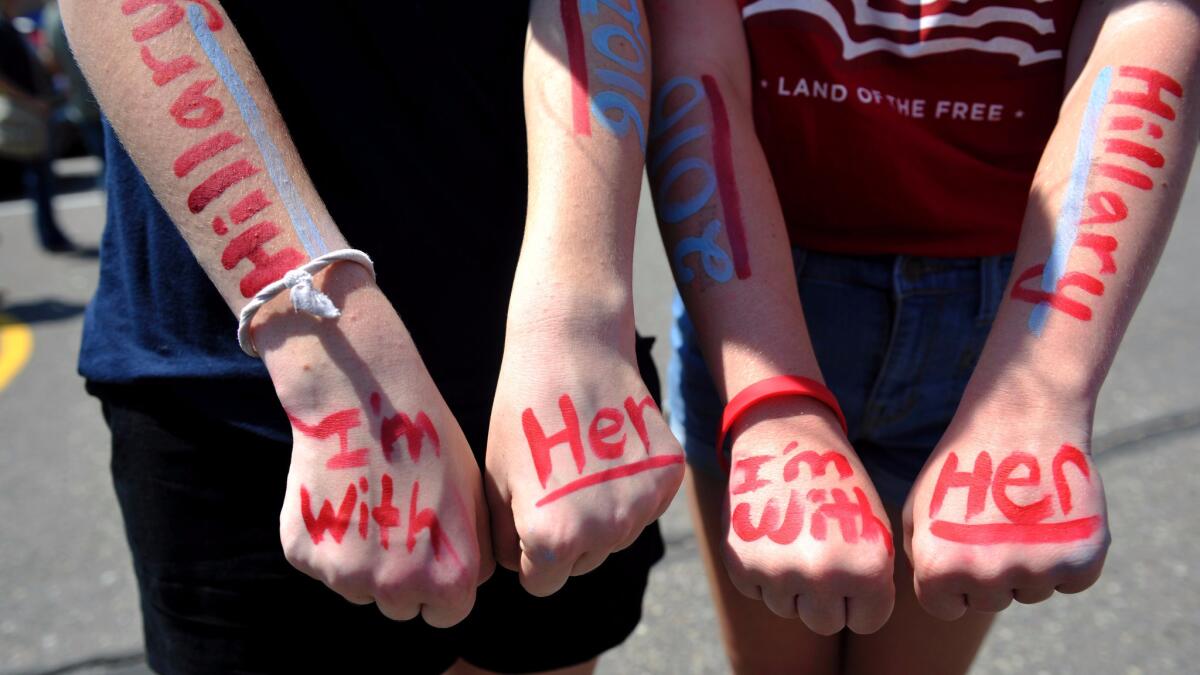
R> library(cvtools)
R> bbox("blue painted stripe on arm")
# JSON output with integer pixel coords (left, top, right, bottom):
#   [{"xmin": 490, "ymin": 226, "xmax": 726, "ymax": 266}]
[
  {"xmin": 186, "ymin": 5, "xmax": 326, "ymax": 257},
  {"xmin": 1029, "ymin": 66, "xmax": 1113, "ymax": 335}
]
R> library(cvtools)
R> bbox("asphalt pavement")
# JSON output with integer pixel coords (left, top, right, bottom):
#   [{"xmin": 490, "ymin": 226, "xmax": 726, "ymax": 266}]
[{"xmin": 1, "ymin": 160, "xmax": 1198, "ymax": 675}]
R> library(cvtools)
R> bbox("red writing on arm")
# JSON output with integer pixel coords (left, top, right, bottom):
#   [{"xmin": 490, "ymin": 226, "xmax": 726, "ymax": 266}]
[
  {"xmin": 287, "ymin": 408, "xmax": 369, "ymax": 470},
  {"xmin": 523, "ymin": 395, "xmax": 588, "ymax": 489},
  {"xmin": 929, "ymin": 447, "xmax": 1100, "ymax": 545},
  {"xmin": 174, "ymin": 131, "xmax": 242, "ymax": 177},
  {"xmin": 1051, "ymin": 443, "xmax": 1091, "ymax": 515},
  {"xmin": 526, "ymin": 393, "xmax": 680, "ymax": 506},
  {"xmin": 702, "ymin": 75, "xmax": 751, "ymax": 280},
  {"xmin": 229, "ymin": 189, "xmax": 272, "ymax": 225},
  {"xmin": 730, "ymin": 455, "xmax": 772, "ymax": 495},
  {"xmin": 731, "ymin": 491, "xmax": 804, "ymax": 545},
  {"xmin": 219, "ymin": 220, "xmax": 306, "ymax": 297},
  {"xmin": 782, "ymin": 448, "xmax": 853, "ymax": 482},
  {"xmin": 140, "ymin": 45, "xmax": 197, "ymax": 86},
  {"xmin": 1010, "ymin": 265, "xmax": 1104, "ymax": 322},
  {"xmin": 929, "ymin": 451, "xmax": 992, "ymax": 520},
  {"xmin": 560, "ymin": 0, "xmax": 591, "ymax": 136},
  {"xmin": 371, "ymin": 473, "xmax": 401, "ymax": 550},
  {"xmin": 992, "ymin": 452, "xmax": 1052, "ymax": 524},
  {"xmin": 407, "ymin": 480, "xmax": 461, "ymax": 567},
  {"xmin": 169, "ymin": 79, "xmax": 224, "ymax": 129},
  {"xmin": 188, "ymin": 159, "xmax": 259, "ymax": 213},
  {"xmin": 381, "ymin": 410, "xmax": 441, "ymax": 463},
  {"xmin": 300, "ymin": 483, "xmax": 357, "ymax": 545}
]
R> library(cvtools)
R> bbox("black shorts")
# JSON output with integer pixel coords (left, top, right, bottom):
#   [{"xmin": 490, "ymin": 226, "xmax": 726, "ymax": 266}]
[{"xmin": 92, "ymin": 337, "xmax": 665, "ymax": 674}]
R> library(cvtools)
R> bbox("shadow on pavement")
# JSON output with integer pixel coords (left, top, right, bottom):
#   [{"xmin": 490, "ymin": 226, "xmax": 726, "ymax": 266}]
[{"xmin": 1, "ymin": 299, "xmax": 87, "ymax": 324}]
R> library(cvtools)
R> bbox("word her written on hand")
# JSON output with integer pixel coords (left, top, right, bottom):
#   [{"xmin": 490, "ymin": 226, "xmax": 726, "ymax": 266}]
[
  {"xmin": 649, "ymin": 74, "xmax": 751, "ymax": 285},
  {"xmin": 928, "ymin": 443, "xmax": 1099, "ymax": 545},
  {"xmin": 730, "ymin": 443, "xmax": 892, "ymax": 555},
  {"xmin": 120, "ymin": 0, "xmax": 323, "ymax": 299},
  {"xmin": 287, "ymin": 393, "xmax": 457, "ymax": 566},
  {"xmin": 521, "ymin": 393, "xmax": 682, "ymax": 507},
  {"xmin": 562, "ymin": 0, "xmax": 648, "ymax": 148},
  {"xmin": 1013, "ymin": 66, "xmax": 1184, "ymax": 332}
]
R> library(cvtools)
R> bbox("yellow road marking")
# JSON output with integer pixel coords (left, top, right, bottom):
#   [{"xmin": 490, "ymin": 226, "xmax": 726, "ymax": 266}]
[{"xmin": 0, "ymin": 313, "xmax": 34, "ymax": 392}]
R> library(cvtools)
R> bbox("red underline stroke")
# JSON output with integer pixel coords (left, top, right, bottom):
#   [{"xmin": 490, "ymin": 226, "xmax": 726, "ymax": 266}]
[
  {"xmin": 930, "ymin": 516, "xmax": 1101, "ymax": 544},
  {"xmin": 702, "ymin": 74, "xmax": 750, "ymax": 280},
  {"xmin": 561, "ymin": 0, "xmax": 590, "ymax": 136},
  {"xmin": 535, "ymin": 455, "xmax": 684, "ymax": 507}
]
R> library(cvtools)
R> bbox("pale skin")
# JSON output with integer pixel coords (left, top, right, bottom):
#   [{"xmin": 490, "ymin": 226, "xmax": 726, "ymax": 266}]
[
  {"xmin": 486, "ymin": 0, "xmax": 685, "ymax": 601},
  {"xmin": 62, "ymin": 0, "xmax": 675, "ymax": 671},
  {"xmin": 60, "ymin": 0, "xmax": 495, "ymax": 629},
  {"xmin": 649, "ymin": 0, "xmax": 1199, "ymax": 672}
]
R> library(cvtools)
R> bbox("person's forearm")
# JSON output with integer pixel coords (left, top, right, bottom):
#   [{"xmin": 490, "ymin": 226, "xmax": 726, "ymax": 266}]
[
  {"xmin": 61, "ymin": 0, "xmax": 350, "ymax": 316},
  {"xmin": 515, "ymin": 0, "xmax": 653, "ymax": 324},
  {"xmin": 969, "ymin": 0, "xmax": 1199, "ymax": 410},
  {"xmin": 645, "ymin": 0, "xmax": 823, "ymax": 400}
]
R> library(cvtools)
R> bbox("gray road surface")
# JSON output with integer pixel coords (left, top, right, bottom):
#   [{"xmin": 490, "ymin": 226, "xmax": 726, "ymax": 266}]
[{"xmin": 1, "ymin": 159, "xmax": 1198, "ymax": 674}]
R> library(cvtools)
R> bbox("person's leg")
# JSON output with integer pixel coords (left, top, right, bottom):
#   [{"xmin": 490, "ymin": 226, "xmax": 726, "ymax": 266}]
[
  {"xmin": 839, "ymin": 254, "xmax": 1016, "ymax": 675},
  {"xmin": 25, "ymin": 158, "xmax": 72, "ymax": 251},
  {"xmin": 688, "ymin": 467, "xmax": 841, "ymax": 675},
  {"xmin": 842, "ymin": 503, "xmax": 994, "ymax": 675}
]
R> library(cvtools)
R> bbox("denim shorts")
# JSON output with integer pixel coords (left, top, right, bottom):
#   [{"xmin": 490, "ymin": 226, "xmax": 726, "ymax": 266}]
[{"xmin": 667, "ymin": 249, "xmax": 1015, "ymax": 507}]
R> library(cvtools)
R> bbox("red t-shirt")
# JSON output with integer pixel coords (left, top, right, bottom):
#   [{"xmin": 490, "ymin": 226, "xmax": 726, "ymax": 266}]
[{"xmin": 740, "ymin": 0, "xmax": 1082, "ymax": 256}]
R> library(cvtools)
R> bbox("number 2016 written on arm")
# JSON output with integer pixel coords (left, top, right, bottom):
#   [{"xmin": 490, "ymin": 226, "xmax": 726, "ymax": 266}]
[
  {"xmin": 1013, "ymin": 66, "xmax": 1184, "ymax": 333},
  {"xmin": 119, "ymin": 0, "xmax": 329, "ymax": 298}
]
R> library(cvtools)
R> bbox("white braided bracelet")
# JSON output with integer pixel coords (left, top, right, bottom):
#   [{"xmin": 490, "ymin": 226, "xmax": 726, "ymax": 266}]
[{"xmin": 236, "ymin": 248, "xmax": 376, "ymax": 357}]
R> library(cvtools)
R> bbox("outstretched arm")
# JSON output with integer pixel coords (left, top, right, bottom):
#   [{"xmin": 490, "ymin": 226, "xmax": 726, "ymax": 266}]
[
  {"xmin": 644, "ymin": 0, "xmax": 895, "ymax": 634},
  {"xmin": 61, "ymin": 0, "xmax": 493, "ymax": 626},
  {"xmin": 907, "ymin": 0, "xmax": 1199, "ymax": 620},
  {"xmin": 485, "ymin": 0, "xmax": 686, "ymax": 598}
]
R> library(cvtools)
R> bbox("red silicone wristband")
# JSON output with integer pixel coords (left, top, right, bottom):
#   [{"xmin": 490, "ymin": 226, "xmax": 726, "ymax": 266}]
[{"xmin": 715, "ymin": 375, "xmax": 849, "ymax": 474}]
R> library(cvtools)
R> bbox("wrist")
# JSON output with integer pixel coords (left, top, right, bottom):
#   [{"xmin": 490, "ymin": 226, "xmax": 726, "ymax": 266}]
[
  {"xmin": 506, "ymin": 272, "xmax": 634, "ymax": 344},
  {"xmin": 254, "ymin": 262, "xmax": 418, "ymax": 389}
]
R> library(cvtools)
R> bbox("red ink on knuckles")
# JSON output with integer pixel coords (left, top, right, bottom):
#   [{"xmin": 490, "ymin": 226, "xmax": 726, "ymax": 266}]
[
  {"xmin": 524, "ymin": 393, "xmax": 680, "ymax": 506},
  {"xmin": 288, "ymin": 408, "xmax": 370, "ymax": 470},
  {"xmin": 928, "ymin": 444, "xmax": 1099, "ymax": 545},
  {"xmin": 730, "ymin": 445, "xmax": 891, "ymax": 553}
]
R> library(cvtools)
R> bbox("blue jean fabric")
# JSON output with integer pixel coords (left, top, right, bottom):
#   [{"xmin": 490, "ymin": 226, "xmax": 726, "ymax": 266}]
[{"xmin": 667, "ymin": 249, "xmax": 1015, "ymax": 507}]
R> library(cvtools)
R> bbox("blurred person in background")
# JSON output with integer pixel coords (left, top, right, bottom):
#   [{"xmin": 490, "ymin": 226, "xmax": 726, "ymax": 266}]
[
  {"xmin": 41, "ymin": 0, "xmax": 103, "ymax": 184},
  {"xmin": 0, "ymin": 0, "xmax": 74, "ymax": 252}
]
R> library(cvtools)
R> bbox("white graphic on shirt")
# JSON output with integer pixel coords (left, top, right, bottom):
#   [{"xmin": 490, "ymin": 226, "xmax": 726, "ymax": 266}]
[{"xmin": 742, "ymin": 0, "xmax": 1063, "ymax": 66}]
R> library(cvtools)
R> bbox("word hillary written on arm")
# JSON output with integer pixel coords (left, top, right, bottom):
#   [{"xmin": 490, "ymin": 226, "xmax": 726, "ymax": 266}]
[
  {"xmin": 1012, "ymin": 66, "xmax": 1184, "ymax": 333},
  {"xmin": 119, "ymin": 0, "xmax": 329, "ymax": 299},
  {"xmin": 927, "ymin": 444, "xmax": 1099, "ymax": 545},
  {"xmin": 521, "ymin": 393, "xmax": 683, "ymax": 507},
  {"xmin": 729, "ymin": 443, "xmax": 893, "ymax": 554},
  {"xmin": 287, "ymin": 392, "xmax": 460, "ymax": 567}
]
